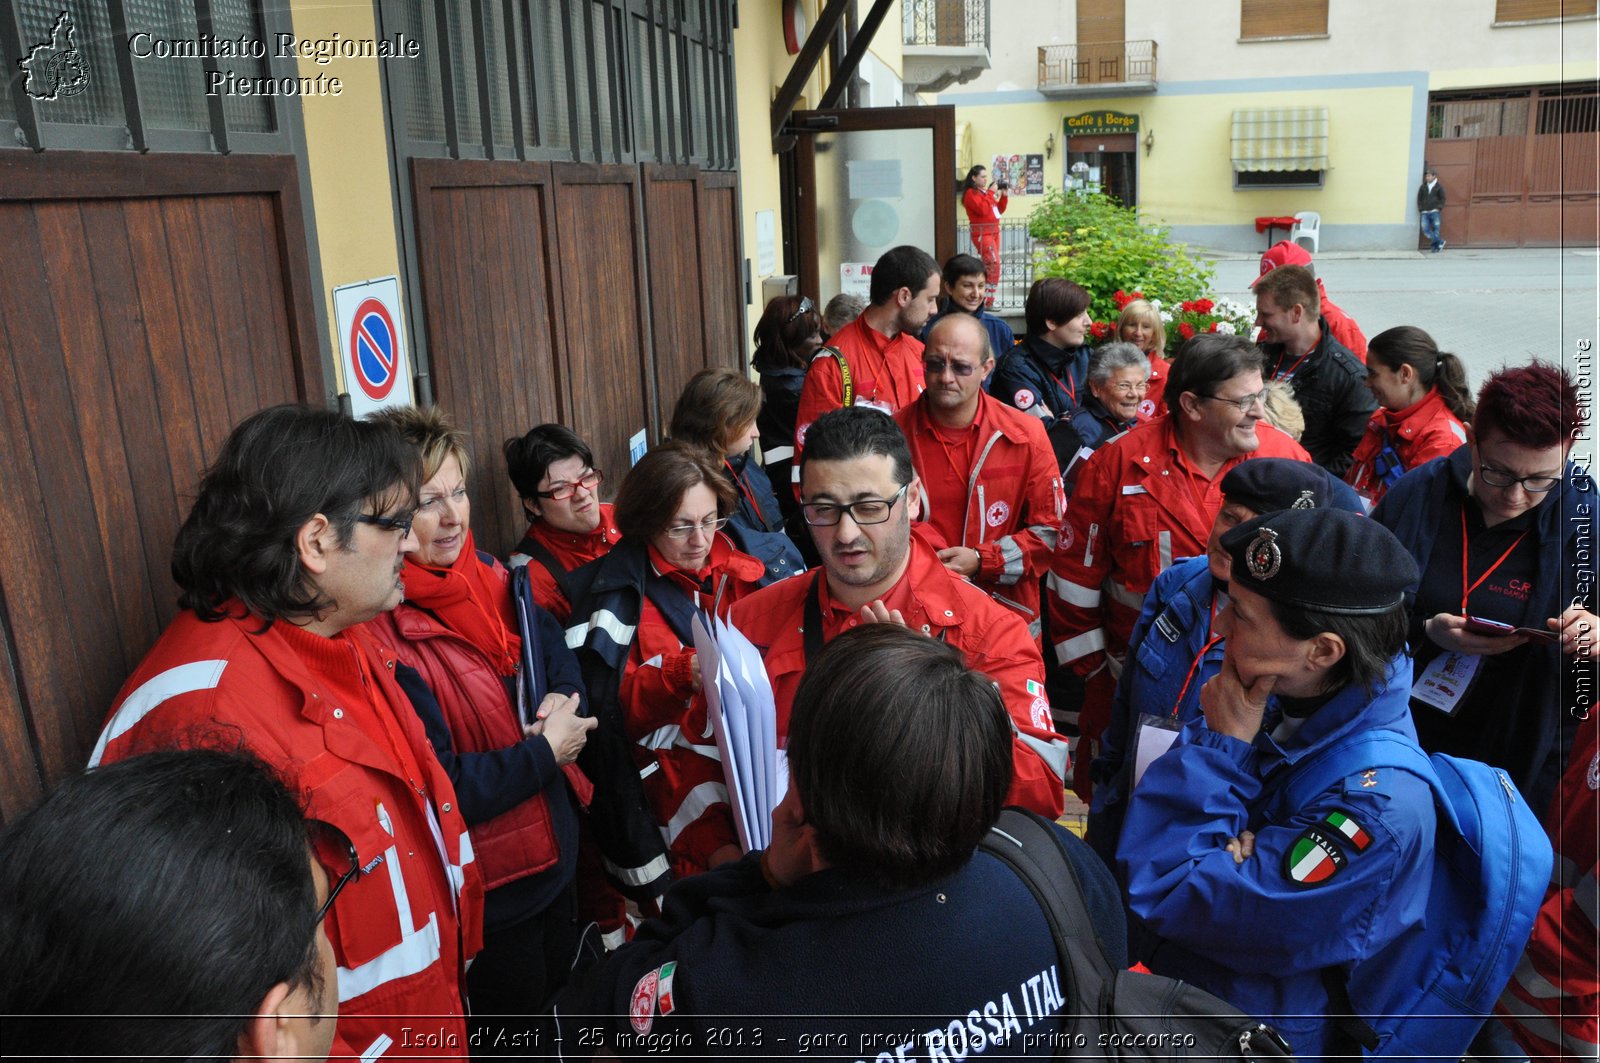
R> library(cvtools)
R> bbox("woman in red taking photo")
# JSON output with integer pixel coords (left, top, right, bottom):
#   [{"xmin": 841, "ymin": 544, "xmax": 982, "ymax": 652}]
[
  {"xmin": 1345, "ymin": 325, "xmax": 1472, "ymax": 508},
  {"xmin": 364, "ymin": 406, "xmax": 596, "ymax": 1034},
  {"xmin": 960, "ymin": 164, "xmax": 1008, "ymax": 306}
]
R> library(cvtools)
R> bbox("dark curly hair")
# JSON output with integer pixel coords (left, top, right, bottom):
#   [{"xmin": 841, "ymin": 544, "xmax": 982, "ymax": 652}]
[{"xmin": 171, "ymin": 404, "xmax": 419, "ymax": 624}]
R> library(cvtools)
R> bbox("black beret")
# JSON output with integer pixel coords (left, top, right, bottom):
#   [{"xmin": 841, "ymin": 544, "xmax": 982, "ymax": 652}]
[
  {"xmin": 1221, "ymin": 458, "xmax": 1357, "ymax": 515},
  {"xmin": 1221, "ymin": 509, "xmax": 1418, "ymax": 615}
]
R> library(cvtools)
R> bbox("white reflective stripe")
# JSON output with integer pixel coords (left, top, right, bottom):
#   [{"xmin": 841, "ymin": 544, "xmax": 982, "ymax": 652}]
[
  {"xmin": 1554, "ymin": 852, "xmax": 1579, "ymax": 888},
  {"xmin": 1055, "ymin": 628, "xmax": 1106, "ymax": 665},
  {"xmin": 1047, "ymin": 572, "xmax": 1101, "ymax": 608},
  {"xmin": 1498, "ymin": 989, "xmax": 1600, "ymax": 1055},
  {"xmin": 764, "ymin": 445, "xmax": 794, "ymax": 464},
  {"xmin": 636, "ymin": 724, "xmax": 720, "ymax": 759},
  {"xmin": 381, "ymin": 842, "xmax": 415, "ymax": 936},
  {"xmin": 791, "ymin": 463, "xmax": 802, "ymax": 484},
  {"xmin": 1510, "ymin": 952, "xmax": 1565, "ymax": 999},
  {"xmin": 1576, "ymin": 866, "xmax": 1598, "ymax": 929},
  {"xmin": 1105, "ymin": 580, "xmax": 1144, "ymax": 611},
  {"xmin": 1014, "ymin": 725, "xmax": 1070, "ymax": 783},
  {"xmin": 1030, "ymin": 524, "xmax": 1059, "ymax": 553},
  {"xmin": 997, "ymin": 537, "xmax": 1025, "ymax": 583},
  {"xmin": 1157, "ymin": 530, "xmax": 1173, "ymax": 572},
  {"xmin": 663, "ymin": 780, "xmax": 729, "ymax": 845},
  {"xmin": 336, "ymin": 913, "xmax": 443, "ymax": 1004},
  {"xmin": 87, "ymin": 659, "xmax": 229, "ymax": 766},
  {"xmin": 1027, "ymin": 617, "xmax": 1043, "ymax": 640},
  {"xmin": 1121, "ymin": 484, "xmax": 1148, "ymax": 495},
  {"xmin": 506, "ymin": 551, "xmax": 531, "ymax": 570},
  {"xmin": 642, "ymin": 654, "xmax": 664, "ymax": 670},
  {"xmin": 603, "ymin": 851, "xmax": 671, "ymax": 887},
  {"xmin": 360, "ymin": 1034, "xmax": 394, "ymax": 1062},
  {"xmin": 565, "ymin": 609, "xmax": 635, "ymax": 650}
]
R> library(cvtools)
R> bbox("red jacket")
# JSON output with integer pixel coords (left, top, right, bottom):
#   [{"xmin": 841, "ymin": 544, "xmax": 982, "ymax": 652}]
[
  {"xmin": 1498, "ymin": 712, "xmax": 1599, "ymax": 1058},
  {"xmin": 1143, "ymin": 351, "xmax": 1172, "ymax": 418},
  {"xmin": 1049, "ymin": 415, "xmax": 1310, "ymax": 680},
  {"xmin": 621, "ymin": 536, "xmax": 766, "ymax": 878},
  {"xmin": 368, "ymin": 568, "xmax": 592, "ymax": 892},
  {"xmin": 729, "ymin": 529, "xmax": 1068, "ymax": 818},
  {"xmin": 792, "ymin": 315, "xmax": 926, "ymax": 485},
  {"xmin": 509, "ymin": 503, "xmax": 622, "ymax": 621},
  {"xmin": 1318, "ymin": 280, "xmax": 1367, "ymax": 363},
  {"xmin": 962, "ymin": 185, "xmax": 1008, "ymax": 234},
  {"xmin": 1345, "ymin": 388, "xmax": 1467, "ymax": 508},
  {"xmin": 90, "ymin": 609, "xmax": 483, "ymax": 1061},
  {"xmin": 895, "ymin": 393, "xmax": 1064, "ymax": 637}
]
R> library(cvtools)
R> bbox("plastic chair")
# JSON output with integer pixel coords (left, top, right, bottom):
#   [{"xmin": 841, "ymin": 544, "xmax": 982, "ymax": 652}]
[{"xmin": 1289, "ymin": 211, "xmax": 1321, "ymax": 254}]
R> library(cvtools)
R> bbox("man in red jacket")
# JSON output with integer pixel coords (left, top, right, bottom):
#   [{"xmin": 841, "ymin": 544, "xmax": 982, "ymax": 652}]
[
  {"xmin": 791, "ymin": 245, "xmax": 940, "ymax": 486},
  {"xmin": 732, "ymin": 406, "xmax": 1068, "ymax": 818},
  {"xmin": 1049, "ymin": 335, "xmax": 1311, "ymax": 799},
  {"xmin": 89, "ymin": 405, "xmax": 483, "ymax": 1061},
  {"xmin": 894, "ymin": 313, "xmax": 1063, "ymax": 640}
]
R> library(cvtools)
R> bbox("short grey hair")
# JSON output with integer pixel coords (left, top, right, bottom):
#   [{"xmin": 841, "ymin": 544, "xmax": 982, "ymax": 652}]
[
  {"xmin": 822, "ymin": 292, "xmax": 867, "ymax": 334},
  {"xmin": 1088, "ymin": 342, "xmax": 1150, "ymax": 388}
]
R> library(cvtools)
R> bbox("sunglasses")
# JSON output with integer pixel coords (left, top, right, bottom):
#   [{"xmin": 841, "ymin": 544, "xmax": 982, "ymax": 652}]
[{"xmin": 787, "ymin": 296, "xmax": 815, "ymax": 324}]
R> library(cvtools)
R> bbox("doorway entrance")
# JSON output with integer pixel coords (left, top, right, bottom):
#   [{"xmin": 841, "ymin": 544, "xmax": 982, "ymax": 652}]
[{"xmin": 1067, "ymin": 133, "xmax": 1138, "ymax": 207}]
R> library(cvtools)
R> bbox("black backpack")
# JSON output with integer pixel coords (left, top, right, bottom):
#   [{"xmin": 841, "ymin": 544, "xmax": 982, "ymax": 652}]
[{"xmin": 981, "ymin": 809, "xmax": 1295, "ymax": 1059}]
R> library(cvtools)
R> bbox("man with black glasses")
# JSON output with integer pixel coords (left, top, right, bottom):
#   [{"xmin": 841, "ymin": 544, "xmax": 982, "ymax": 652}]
[
  {"xmin": 88, "ymin": 404, "xmax": 483, "ymax": 1061},
  {"xmin": 731, "ymin": 406, "xmax": 1068, "ymax": 818},
  {"xmin": 1049, "ymin": 335, "xmax": 1311, "ymax": 802},
  {"xmin": 1, "ymin": 749, "xmax": 347, "ymax": 1063},
  {"xmin": 893, "ymin": 313, "xmax": 1062, "ymax": 642}
]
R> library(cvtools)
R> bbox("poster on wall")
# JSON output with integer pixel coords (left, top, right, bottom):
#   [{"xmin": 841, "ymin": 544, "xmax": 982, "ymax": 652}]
[{"xmin": 990, "ymin": 154, "xmax": 1045, "ymax": 195}]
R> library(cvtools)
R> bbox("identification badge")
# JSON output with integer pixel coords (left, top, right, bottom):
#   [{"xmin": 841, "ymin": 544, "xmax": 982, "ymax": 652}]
[
  {"xmin": 1410, "ymin": 652, "xmax": 1482, "ymax": 716},
  {"xmin": 1132, "ymin": 713, "xmax": 1184, "ymax": 790}
]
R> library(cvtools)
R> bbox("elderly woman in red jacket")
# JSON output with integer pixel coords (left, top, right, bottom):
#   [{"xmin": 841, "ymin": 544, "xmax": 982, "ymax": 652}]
[
  {"xmin": 366, "ymin": 405, "xmax": 596, "ymax": 1025},
  {"xmin": 960, "ymin": 164, "xmax": 1008, "ymax": 305}
]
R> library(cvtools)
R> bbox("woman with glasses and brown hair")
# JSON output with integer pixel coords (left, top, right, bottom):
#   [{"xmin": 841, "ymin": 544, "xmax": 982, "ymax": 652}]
[
  {"xmin": 1373, "ymin": 362, "xmax": 1597, "ymax": 811},
  {"xmin": 752, "ymin": 293, "xmax": 824, "ymax": 529},
  {"xmin": 503, "ymin": 424, "xmax": 621, "ymax": 621},
  {"xmin": 564, "ymin": 441, "xmax": 768, "ymax": 880}
]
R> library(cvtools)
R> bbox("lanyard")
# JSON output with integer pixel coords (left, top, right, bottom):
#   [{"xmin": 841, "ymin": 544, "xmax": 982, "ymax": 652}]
[
  {"xmin": 1274, "ymin": 348, "xmax": 1313, "ymax": 383},
  {"xmin": 1169, "ymin": 595, "xmax": 1223, "ymax": 717},
  {"xmin": 725, "ymin": 460, "xmax": 769, "ymax": 529},
  {"xmin": 1045, "ymin": 365, "xmax": 1076, "ymax": 408},
  {"xmin": 1459, "ymin": 507, "xmax": 1527, "ymax": 615}
]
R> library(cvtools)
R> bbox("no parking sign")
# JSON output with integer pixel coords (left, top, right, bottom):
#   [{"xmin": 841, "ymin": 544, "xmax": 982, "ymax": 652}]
[{"xmin": 333, "ymin": 277, "xmax": 412, "ymax": 416}]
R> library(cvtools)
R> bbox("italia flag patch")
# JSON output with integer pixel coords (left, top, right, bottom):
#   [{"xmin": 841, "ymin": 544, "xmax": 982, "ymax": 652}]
[
  {"xmin": 1323, "ymin": 810, "xmax": 1371, "ymax": 852},
  {"xmin": 1284, "ymin": 826, "xmax": 1348, "ymax": 887}
]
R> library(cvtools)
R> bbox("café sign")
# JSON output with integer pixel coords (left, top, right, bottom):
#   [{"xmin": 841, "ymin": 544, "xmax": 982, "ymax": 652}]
[{"xmin": 1064, "ymin": 110, "xmax": 1139, "ymax": 137}]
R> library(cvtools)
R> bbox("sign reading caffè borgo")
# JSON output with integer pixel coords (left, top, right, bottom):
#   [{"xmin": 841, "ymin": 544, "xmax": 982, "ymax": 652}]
[{"xmin": 1064, "ymin": 110, "xmax": 1139, "ymax": 137}]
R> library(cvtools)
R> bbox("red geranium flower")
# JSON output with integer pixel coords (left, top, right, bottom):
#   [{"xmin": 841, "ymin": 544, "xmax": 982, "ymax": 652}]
[
  {"xmin": 1112, "ymin": 290, "xmax": 1132, "ymax": 309},
  {"xmin": 1178, "ymin": 322, "xmax": 1196, "ymax": 340},
  {"xmin": 1208, "ymin": 322, "xmax": 1220, "ymax": 332},
  {"xmin": 1194, "ymin": 298, "xmax": 1215, "ymax": 314},
  {"xmin": 1090, "ymin": 321, "xmax": 1115, "ymax": 340}
]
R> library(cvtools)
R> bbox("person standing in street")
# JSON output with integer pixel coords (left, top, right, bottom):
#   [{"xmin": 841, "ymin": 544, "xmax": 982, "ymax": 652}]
[{"xmin": 1417, "ymin": 166, "xmax": 1446, "ymax": 253}]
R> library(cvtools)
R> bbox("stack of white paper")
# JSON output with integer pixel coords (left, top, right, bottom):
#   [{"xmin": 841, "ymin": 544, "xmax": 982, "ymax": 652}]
[{"xmin": 693, "ymin": 614, "xmax": 786, "ymax": 852}]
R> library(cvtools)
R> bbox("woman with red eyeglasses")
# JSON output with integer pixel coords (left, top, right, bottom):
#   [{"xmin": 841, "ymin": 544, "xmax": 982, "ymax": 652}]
[
  {"xmin": 504, "ymin": 424, "xmax": 620, "ymax": 622},
  {"xmin": 1374, "ymin": 362, "xmax": 1598, "ymax": 812}
]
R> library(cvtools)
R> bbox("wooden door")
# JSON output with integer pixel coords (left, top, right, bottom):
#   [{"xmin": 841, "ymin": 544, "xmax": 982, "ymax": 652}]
[{"xmin": 1077, "ymin": 0, "xmax": 1126, "ymax": 84}]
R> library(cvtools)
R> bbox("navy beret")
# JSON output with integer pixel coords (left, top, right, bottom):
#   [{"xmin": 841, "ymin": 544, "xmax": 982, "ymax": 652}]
[
  {"xmin": 1221, "ymin": 458, "xmax": 1359, "ymax": 515},
  {"xmin": 1222, "ymin": 509, "xmax": 1417, "ymax": 615}
]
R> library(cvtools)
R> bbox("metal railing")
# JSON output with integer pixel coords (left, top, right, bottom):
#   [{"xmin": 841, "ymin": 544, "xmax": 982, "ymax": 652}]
[
  {"xmin": 957, "ymin": 218, "xmax": 1036, "ymax": 313},
  {"xmin": 904, "ymin": 0, "xmax": 989, "ymax": 49},
  {"xmin": 1038, "ymin": 40, "xmax": 1158, "ymax": 90}
]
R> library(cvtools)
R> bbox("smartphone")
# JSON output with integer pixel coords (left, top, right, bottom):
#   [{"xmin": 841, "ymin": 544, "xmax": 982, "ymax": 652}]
[{"xmin": 1463, "ymin": 616, "xmax": 1561, "ymax": 643}]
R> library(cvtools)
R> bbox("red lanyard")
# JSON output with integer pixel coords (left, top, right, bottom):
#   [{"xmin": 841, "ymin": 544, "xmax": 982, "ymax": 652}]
[
  {"xmin": 725, "ymin": 460, "xmax": 765, "ymax": 522},
  {"xmin": 1459, "ymin": 507, "xmax": 1526, "ymax": 615},
  {"xmin": 1170, "ymin": 596, "xmax": 1223, "ymax": 716},
  {"xmin": 1275, "ymin": 349, "xmax": 1313, "ymax": 383},
  {"xmin": 1045, "ymin": 366, "xmax": 1076, "ymax": 407}
]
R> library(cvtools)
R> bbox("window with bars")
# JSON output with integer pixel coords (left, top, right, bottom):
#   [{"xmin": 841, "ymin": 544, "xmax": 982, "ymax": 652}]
[
  {"xmin": 386, "ymin": 0, "xmax": 737, "ymax": 169},
  {"xmin": 1239, "ymin": 0, "xmax": 1328, "ymax": 40}
]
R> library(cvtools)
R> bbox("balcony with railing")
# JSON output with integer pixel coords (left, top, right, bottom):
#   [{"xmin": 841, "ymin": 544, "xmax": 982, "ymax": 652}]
[
  {"xmin": 902, "ymin": 0, "xmax": 991, "ymax": 94},
  {"xmin": 1038, "ymin": 41, "xmax": 1158, "ymax": 97}
]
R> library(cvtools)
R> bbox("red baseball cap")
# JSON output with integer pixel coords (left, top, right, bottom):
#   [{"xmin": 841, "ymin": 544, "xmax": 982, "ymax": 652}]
[{"xmin": 1250, "ymin": 241, "xmax": 1313, "ymax": 287}]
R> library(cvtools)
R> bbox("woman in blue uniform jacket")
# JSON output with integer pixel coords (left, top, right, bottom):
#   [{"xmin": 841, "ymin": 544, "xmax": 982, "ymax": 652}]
[{"xmin": 1118, "ymin": 509, "xmax": 1433, "ymax": 1059}]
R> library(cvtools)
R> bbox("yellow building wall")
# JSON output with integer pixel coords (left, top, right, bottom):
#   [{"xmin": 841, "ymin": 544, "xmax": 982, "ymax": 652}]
[{"xmin": 287, "ymin": 0, "xmax": 404, "ymax": 396}]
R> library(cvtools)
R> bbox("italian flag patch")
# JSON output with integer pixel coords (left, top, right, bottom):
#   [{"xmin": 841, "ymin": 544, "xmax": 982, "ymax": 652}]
[
  {"xmin": 1027, "ymin": 679, "xmax": 1045, "ymax": 697},
  {"xmin": 1323, "ymin": 811, "xmax": 1371, "ymax": 852},
  {"xmin": 1284, "ymin": 826, "xmax": 1348, "ymax": 887}
]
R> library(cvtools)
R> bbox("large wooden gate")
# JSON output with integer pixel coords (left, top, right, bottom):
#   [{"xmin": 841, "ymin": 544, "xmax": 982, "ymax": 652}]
[{"xmin": 0, "ymin": 152, "xmax": 322, "ymax": 817}]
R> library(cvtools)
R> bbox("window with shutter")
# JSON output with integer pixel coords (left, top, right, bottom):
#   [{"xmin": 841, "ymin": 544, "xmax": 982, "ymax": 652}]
[
  {"xmin": 1239, "ymin": 0, "xmax": 1329, "ymax": 39},
  {"xmin": 1494, "ymin": 0, "xmax": 1596, "ymax": 22}
]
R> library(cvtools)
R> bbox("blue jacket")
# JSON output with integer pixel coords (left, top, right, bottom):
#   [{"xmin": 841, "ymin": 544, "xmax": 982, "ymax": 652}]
[
  {"xmin": 1085, "ymin": 556, "xmax": 1222, "ymax": 866},
  {"xmin": 923, "ymin": 306, "xmax": 1016, "ymax": 391},
  {"xmin": 1119, "ymin": 658, "xmax": 1437, "ymax": 1059},
  {"xmin": 991, "ymin": 335, "xmax": 1090, "ymax": 431},
  {"xmin": 1373, "ymin": 444, "xmax": 1596, "ymax": 799}
]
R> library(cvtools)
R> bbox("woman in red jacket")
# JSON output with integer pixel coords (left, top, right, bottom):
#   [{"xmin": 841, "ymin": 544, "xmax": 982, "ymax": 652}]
[
  {"xmin": 1345, "ymin": 325, "xmax": 1473, "ymax": 507},
  {"xmin": 1115, "ymin": 297, "xmax": 1170, "ymax": 417},
  {"xmin": 960, "ymin": 164, "xmax": 1008, "ymax": 306},
  {"xmin": 366, "ymin": 406, "xmax": 597, "ymax": 1028}
]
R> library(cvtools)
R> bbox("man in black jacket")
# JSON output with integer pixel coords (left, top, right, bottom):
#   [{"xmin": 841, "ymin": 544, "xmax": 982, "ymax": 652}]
[
  {"xmin": 1417, "ymin": 166, "xmax": 1446, "ymax": 252},
  {"xmin": 1254, "ymin": 264, "xmax": 1375, "ymax": 477}
]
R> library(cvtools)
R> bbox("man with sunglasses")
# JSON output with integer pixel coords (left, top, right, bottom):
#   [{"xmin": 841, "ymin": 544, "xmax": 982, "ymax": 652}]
[
  {"xmin": 88, "ymin": 405, "xmax": 483, "ymax": 1061},
  {"xmin": 731, "ymin": 406, "xmax": 1069, "ymax": 818},
  {"xmin": 893, "ymin": 313, "xmax": 1063, "ymax": 643},
  {"xmin": 1049, "ymin": 335, "xmax": 1311, "ymax": 801}
]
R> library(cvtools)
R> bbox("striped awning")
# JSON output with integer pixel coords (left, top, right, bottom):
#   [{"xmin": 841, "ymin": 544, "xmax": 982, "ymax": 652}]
[{"xmin": 1230, "ymin": 107, "xmax": 1329, "ymax": 172}]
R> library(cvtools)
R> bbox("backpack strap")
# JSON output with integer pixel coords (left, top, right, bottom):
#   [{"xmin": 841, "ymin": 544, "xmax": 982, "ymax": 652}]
[
  {"xmin": 515, "ymin": 532, "xmax": 578, "ymax": 606},
  {"xmin": 812, "ymin": 345, "xmax": 854, "ymax": 408}
]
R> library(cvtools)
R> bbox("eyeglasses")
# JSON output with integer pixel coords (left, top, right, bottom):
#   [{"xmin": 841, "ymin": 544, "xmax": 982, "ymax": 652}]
[
  {"xmin": 663, "ymin": 515, "xmax": 730, "ymax": 540},
  {"xmin": 800, "ymin": 483, "xmax": 910, "ymax": 527},
  {"xmin": 787, "ymin": 296, "xmax": 815, "ymax": 324},
  {"xmin": 923, "ymin": 357, "xmax": 984, "ymax": 378},
  {"xmin": 534, "ymin": 468, "xmax": 603, "ymax": 501},
  {"xmin": 1478, "ymin": 462, "xmax": 1561, "ymax": 493},
  {"xmin": 1109, "ymin": 381, "xmax": 1150, "ymax": 395},
  {"xmin": 1199, "ymin": 389, "xmax": 1268, "ymax": 413},
  {"xmin": 308, "ymin": 820, "xmax": 361, "ymax": 925},
  {"xmin": 416, "ymin": 485, "xmax": 468, "ymax": 515},
  {"xmin": 355, "ymin": 511, "xmax": 415, "ymax": 536}
]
